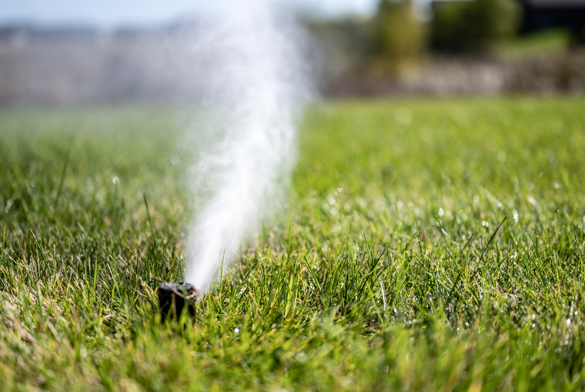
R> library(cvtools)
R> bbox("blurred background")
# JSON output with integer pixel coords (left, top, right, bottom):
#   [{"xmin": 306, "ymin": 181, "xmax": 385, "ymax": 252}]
[{"xmin": 1, "ymin": 0, "xmax": 584, "ymax": 106}]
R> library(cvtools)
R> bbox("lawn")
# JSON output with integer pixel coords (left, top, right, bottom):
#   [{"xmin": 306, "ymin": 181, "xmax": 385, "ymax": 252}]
[
  {"xmin": 496, "ymin": 29, "xmax": 570, "ymax": 58},
  {"xmin": 1, "ymin": 97, "xmax": 585, "ymax": 391}
]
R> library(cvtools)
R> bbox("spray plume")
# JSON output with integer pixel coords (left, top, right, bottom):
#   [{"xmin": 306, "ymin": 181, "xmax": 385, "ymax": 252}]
[{"xmin": 183, "ymin": 0, "xmax": 310, "ymax": 291}]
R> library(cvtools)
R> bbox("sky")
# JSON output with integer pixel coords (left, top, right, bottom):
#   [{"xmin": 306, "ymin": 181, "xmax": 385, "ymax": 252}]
[{"xmin": 0, "ymin": 0, "xmax": 396, "ymax": 27}]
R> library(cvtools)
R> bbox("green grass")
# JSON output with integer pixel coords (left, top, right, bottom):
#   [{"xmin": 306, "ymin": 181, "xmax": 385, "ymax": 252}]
[
  {"xmin": 496, "ymin": 29, "xmax": 570, "ymax": 58},
  {"xmin": 1, "ymin": 97, "xmax": 585, "ymax": 391}
]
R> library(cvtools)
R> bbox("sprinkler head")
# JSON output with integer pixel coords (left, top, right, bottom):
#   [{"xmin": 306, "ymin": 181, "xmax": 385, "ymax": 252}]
[{"xmin": 157, "ymin": 280, "xmax": 200, "ymax": 322}]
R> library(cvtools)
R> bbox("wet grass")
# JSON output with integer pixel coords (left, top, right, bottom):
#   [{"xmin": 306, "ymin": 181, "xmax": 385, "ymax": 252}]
[{"xmin": 1, "ymin": 97, "xmax": 585, "ymax": 391}]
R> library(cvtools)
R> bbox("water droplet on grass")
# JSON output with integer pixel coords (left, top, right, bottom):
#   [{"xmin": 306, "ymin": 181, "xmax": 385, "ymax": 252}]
[
  {"xmin": 497, "ymin": 151, "xmax": 507, "ymax": 163},
  {"xmin": 527, "ymin": 196, "xmax": 540, "ymax": 210},
  {"xmin": 295, "ymin": 352, "xmax": 308, "ymax": 363}
]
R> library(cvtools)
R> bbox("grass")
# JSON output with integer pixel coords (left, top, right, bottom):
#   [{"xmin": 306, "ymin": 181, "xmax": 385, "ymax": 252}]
[
  {"xmin": 496, "ymin": 29, "xmax": 570, "ymax": 58},
  {"xmin": 0, "ymin": 97, "xmax": 585, "ymax": 391}
]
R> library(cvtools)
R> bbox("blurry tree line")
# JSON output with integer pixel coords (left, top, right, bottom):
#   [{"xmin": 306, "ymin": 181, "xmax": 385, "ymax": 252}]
[
  {"xmin": 1, "ymin": 0, "xmax": 582, "ymax": 106},
  {"xmin": 309, "ymin": 0, "xmax": 521, "ymax": 77}
]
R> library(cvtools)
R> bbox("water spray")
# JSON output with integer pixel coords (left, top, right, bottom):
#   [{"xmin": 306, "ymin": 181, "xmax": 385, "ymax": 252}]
[{"xmin": 157, "ymin": 0, "xmax": 310, "ymax": 314}]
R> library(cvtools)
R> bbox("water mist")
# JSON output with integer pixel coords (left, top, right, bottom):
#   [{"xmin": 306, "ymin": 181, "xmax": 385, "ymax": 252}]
[{"xmin": 181, "ymin": 0, "xmax": 310, "ymax": 293}]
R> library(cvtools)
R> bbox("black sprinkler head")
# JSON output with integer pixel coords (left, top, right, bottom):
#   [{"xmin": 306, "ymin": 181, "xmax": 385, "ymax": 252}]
[{"xmin": 157, "ymin": 281, "xmax": 200, "ymax": 322}]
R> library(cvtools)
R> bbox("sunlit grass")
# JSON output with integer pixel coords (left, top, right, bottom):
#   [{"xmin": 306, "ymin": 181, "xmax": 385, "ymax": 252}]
[
  {"xmin": 0, "ymin": 97, "xmax": 584, "ymax": 390},
  {"xmin": 496, "ymin": 29, "xmax": 570, "ymax": 58}
]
